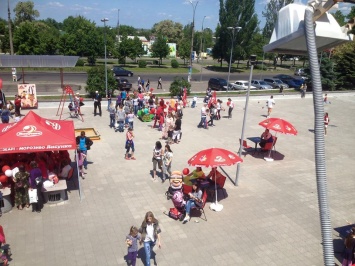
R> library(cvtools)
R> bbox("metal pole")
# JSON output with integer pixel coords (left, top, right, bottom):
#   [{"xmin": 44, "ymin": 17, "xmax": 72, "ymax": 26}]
[
  {"xmin": 7, "ymin": 0, "xmax": 14, "ymax": 55},
  {"xmin": 188, "ymin": 0, "xmax": 199, "ymax": 83},
  {"xmin": 227, "ymin": 27, "xmax": 241, "ymax": 92},
  {"xmin": 101, "ymin": 18, "xmax": 109, "ymax": 98},
  {"xmin": 235, "ymin": 56, "xmax": 255, "ymax": 186},
  {"xmin": 200, "ymin": 16, "xmax": 206, "ymax": 82}
]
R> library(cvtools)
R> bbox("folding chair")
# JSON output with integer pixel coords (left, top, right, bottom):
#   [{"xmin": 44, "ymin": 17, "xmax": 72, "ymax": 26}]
[{"xmin": 191, "ymin": 190, "xmax": 208, "ymax": 221}]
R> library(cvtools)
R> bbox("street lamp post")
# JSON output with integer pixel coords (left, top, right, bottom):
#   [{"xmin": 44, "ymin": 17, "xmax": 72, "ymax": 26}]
[
  {"xmin": 227, "ymin": 26, "xmax": 242, "ymax": 91},
  {"xmin": 101, "ymin": 18, "xmax": 109, "ymax": 99},
  {"xmin": 235, "ymin": 55, "xmax": 257, "ymax": 186},
  {"xmin": 7, "ymin": 0, "xmax": 14, "ymax": 55},
  {"xmin": 188, "ymin": 0, "xmax": 199, "ymax": 83},
  {"xmin": 199, "ymin": 16, "xmax": 206, "ymax": 82}
]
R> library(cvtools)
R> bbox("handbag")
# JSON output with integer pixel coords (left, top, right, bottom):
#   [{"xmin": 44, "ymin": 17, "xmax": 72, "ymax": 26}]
[
  {"xmin": 125, "ymin": 141, "xmax": 132, "ymax": 149},
  {"xmin": 28, "ymin": 189, "xmax": 38, "ymax": 203},
  {"xmin": 168, "ymin": 208, "xmax": 183, "ymax": 220}
]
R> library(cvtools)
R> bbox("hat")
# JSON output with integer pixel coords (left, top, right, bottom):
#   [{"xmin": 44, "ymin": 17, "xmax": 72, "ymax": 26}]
[{"xmin": 95, "ymin": 91, "xmax": 98, "ymax": 93}]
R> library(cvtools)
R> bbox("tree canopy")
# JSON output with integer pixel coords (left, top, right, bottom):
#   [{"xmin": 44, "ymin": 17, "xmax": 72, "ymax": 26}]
[{"xmin": 13, "ymin": 1, "xmax": 39, "ymax": 25}]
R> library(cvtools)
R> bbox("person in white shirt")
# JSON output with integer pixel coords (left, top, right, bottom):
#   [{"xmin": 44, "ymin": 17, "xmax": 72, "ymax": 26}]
[
  {"xmin": 191, "ymin": 96, "xmax": 197, "ymax": 108},
  {"xmin": 58, "ymin": 160, "xmax": 72, "ymax": 179},
  {"xmin": 266, "ymin": 95, "xmax": 275, "ymax": 118},
  {"xmin": 198, "ymin": 103, "xmax": 207, "ymax": 128},
  {"xmin": 227, "ymin": 98, "xmax": 234, "ymax": 119}
]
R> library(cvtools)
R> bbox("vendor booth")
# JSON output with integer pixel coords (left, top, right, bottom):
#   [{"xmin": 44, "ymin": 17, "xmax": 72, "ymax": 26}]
[{"xmin": 0, "ymin": 111, "xmax": 81, "ymax": 209}]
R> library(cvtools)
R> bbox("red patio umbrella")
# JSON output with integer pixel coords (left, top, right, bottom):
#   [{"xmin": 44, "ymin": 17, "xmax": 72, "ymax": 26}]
[
  {"xmin": 258, "ymin": 118, "xmax": 298, "ymax": 161},
  {"xmin": 187, "ymin": 148, "xmax": 243, "ymax": 211}
]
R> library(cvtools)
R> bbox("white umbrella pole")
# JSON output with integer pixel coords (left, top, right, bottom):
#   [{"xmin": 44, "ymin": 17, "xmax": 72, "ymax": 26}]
[
  {"xmin": 210, "ymin": 167, "xmax": 223, "ymax": 211},
  {"xmin": 264, "ymin": 132, "xmax": 277, "ymax": 162}
]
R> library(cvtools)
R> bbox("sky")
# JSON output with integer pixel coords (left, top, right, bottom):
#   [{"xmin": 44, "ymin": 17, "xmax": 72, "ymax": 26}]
[{"xmin": 0, "ymin": 0, "xmax": 353, "ymax": 32}]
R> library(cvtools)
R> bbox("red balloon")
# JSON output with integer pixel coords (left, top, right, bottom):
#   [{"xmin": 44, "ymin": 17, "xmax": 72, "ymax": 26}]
[
  {"xmin": 182, "ymin": 168, "xmax": 190, "ymax": 175},
  {"xmin": 0, "ymin": 174, "xmax": 8, "ymax": 183},
  {"xmin": 0, "ymin": 78, "xmax": 2, "ymax": 89},
  {"xmin": 149, "ymin": 108, "xmax": 155, "ymax": 114},
  {"xmin": 2, "ymin": 165, "xmax": 10, "ymax": 173}
]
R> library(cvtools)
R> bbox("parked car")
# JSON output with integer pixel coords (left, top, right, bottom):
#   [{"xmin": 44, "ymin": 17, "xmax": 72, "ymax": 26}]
[
  {"xmin": 273, "ymin": 74, "xmax": 304, "ymax": 88},
  {"xmin": 229, "ymin": 80, "xmax": 257, "ymax": 90},
  {"xmin": 116, "ymin": 77, "xmax": 132, "ymax": 91},
  {"xmin": 294, "ymin": 68, "xmax": 305, "ymax": 76},
  {"xmin": 251, "ymin": 80, "xmax": 273, "ymax": 90},
  {"xmin": 112, "ymin": 66, "xmax": 134, "ymax": 77},
  {"xmin": 208, "ymin": 78, "xmax": 228, "ymax": 91},
  {"xmin": 263, "ymin": 78, "xmax": 289, "ymax": 89}
]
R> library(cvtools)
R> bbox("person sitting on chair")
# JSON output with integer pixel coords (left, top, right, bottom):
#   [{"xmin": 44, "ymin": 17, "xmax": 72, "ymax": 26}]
[
  {"xmin": 259, "ymin": 129, "xmax": 273, "ymax": 148},
  {"xmin": 183, "ymin": 183, "xmax": 203, "ymax": 224},
  {"xmin": 58, "ymin": 159, "xmax": 72, "ymax": 179}
]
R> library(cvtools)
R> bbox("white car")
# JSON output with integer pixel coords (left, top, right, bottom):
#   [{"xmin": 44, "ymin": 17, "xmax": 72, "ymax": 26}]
[{"xmin": 230, "ymin": 80, "xmax": 257, "ymax": 90}]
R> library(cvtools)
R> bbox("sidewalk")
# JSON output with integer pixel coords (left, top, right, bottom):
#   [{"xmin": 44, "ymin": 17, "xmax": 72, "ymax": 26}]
[{"xmin": 0, "ymin": 92, "xmax": 353, "ymax": 265}]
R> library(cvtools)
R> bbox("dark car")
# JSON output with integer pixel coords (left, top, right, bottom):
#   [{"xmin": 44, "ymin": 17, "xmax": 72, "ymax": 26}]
[
  {"xmin": 273, "ymin": 74, "xmax": 303, "ymax": 89},
  {"xmin": 263, "ymin": 78, "xmax": 289, "ymax": 89},
  {"xmin": 116, "ymin": 78, "xmax": 132, "ymax": 91},
  {"xmin": 208, "ymin": 78, "xmax": 228, "ymax": 91},
  {"xmin": 112, "ymin": 66, "xmax": 134, "ymax": 77}
]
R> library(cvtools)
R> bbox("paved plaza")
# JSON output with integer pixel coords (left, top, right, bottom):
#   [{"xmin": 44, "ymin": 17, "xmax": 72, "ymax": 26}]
[{"xmin": 1, "ymin": 92, "xmax": 355, "ymax": 266}]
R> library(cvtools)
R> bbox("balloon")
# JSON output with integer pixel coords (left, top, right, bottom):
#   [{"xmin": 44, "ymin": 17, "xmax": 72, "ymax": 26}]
[
  {"xmin": 0, "ymin": 175, "xmax": 8, "ymax": 183},
  {"xmin": 149, "ymin": 108, "xmax": 155, "ymax": 114},
  {"xmin": 5, "ymin": 169, "xmax": 12, "ymax": 177},
  {"xmin": 2, "ymin": 165, "xmax": 10, "ymax": 173},
  {"xmin": 0, "ymin": 78, "xmax": 2, "ymax": 88},
  {"xmin": 182, "ymin": 168, "xmax": 190, "ymax": 175}
]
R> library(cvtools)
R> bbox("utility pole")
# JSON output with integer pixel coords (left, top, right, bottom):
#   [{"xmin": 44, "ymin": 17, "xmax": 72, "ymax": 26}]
[
  {"xmin": 188, "ymin": 0, "xmax": 199, "ymax": 83},
  {"xmin": 117, "ymin": 9, "xmax": 120, "ymax": 44},
  {"xmin": 7, "ymin": 0, "xmax": 14, "ymax": 55}
]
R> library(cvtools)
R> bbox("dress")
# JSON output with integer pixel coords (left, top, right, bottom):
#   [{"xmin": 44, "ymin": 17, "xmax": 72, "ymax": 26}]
[{"xmin": 14, "ymin": 171, "xmax": 30, "ymax": 206}]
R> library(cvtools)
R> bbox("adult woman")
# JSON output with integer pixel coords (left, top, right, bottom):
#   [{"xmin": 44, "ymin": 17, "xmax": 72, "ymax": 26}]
[
  {"xmin": 152, "ymin": 141, "xmax": 163, "ymax": 181},
  {"xmin": 29, "ymin": 161, "xmax": 43, "ymax": 213},
  {"xmin": 13, "ymin": 165, "xmax": 30, "ymax": 210},
  {"xmin": 139, "ymin": 211, "xmax": 162, "ymax": 266},
  {"xmin": 164, "ymin": 112, "xmax": 175, "ymax": 143},
  {"xmin": 162, "ymin": 144, "xmax": 173, "ymax": 183},
  {"xmin": 183, "ymin": 183, "xmax": 203, "ymax": 223},
  {"xmin": 125, "ymin": 128, "xmax": 135, "ymax": 160},
  {"xmin": 259, "ymin": 129, "xmax": 273, "ymax": 148}
]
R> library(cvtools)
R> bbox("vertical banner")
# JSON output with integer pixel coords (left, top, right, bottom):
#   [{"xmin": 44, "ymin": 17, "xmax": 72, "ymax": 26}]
[{"xmin": 18, "ymin": 84, "xmax": 38, "ymax": 109}]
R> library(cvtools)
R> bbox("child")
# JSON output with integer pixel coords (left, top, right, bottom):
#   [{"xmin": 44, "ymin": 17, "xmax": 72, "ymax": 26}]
[
  {"xmin": 77, "ymin": 149, "xmax": 87, "ymax": 179},
  {"xmin": 324, "ymin": 112, "xmax": 329, "ymax": 136},
  {"xmin": 125, "ymin": 226, "xmax": 141, "ymax": 266},
  {"xmin": 127, "ymin": 110, "xmax": 134, "ymax": 129}
]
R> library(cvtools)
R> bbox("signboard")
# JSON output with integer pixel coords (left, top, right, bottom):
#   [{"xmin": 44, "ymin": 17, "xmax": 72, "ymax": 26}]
[{"xmin": 17, "ymin": 84, "xmax": 38, "ymax": 109}]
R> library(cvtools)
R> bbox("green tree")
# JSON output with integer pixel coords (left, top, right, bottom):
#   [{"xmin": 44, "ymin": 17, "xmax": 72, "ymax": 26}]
[
  {"xmin": 178, "ymin": 38, "xmax": 191, "ymax": 64},
  {"xmin": 13, "ymin": 1, "xmax": 39, "ymax": 25},
  {"xmin": 151, "ymin": 35, "xmax": 170, "ymax": 66},
  {"xmin": 262, "ymin": 0, "xmax": 293, "ymax": 40},
  {"xmin": 332, "ymin": 10, "xmax": 346, "ymax": 26},
  {"xmin": 117, "ymin": 34, "xmax": 131, "ymax": 65},
  {"xmin": 86, "ymin": 66, "xmax": 117, "ymax": 96},
  {"xmin": 40, "ymin": 18, "xmax": 63, "ymax": 30},
  {"xmin": 119, "ymin": 25, "xmax": 137, "ymax": 36},
  {"xmin": 59, "ymin": 16, "xmax": 101, "ymax": 60},
  {"xmin": 169, "ymin": 77, "xmax": 191, "ymax": 97},
  {"xmin": 0, "ymin": 18, "xmax": 11, "ymax": 53},
  {"xmin": 13, "ymin": 21, "xmax": 60, "ymax": 55},
  {"xmin": 334, "ymin": 41, "xmax": 355, "ymax": 90},
  {"xmin": 213, "ymin": 0, "xmax": 259, "ymax": 66},
  {"xmin": 346, "ymin": 7, "xmax": 355, "ymax": 35},
  {"xmin": 152, "ymin": 20, "xmax": 183, "ymax": 44},
  {"xmin": 128, "ymin": 36, "xmax": 145, "ymax": 61},
  {"xmin": 305, "ymin": 56, "xmax": 337, "ymax": 91}
]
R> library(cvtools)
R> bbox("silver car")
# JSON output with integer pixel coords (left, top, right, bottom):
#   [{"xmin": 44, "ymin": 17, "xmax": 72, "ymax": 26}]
[
  {"xmin": 230, "ymin": 80, "xmax": 257, "ymax": 90},
  {"xmin": 263, "ymin": 78, "xmax": 289, "ymax": 89},
  {"xmin": 251, "ymin": 80, "xmax": 273, "ymax": 90}
]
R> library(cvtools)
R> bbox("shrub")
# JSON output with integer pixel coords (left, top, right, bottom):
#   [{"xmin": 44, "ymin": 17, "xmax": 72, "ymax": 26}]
[
  {"xmin": 171, "ymin": 59, "xmax": 179, "ymax": 68},
  {"xmin": 138, "ymin": 60, "xmax": 147, "ymax": 68},
  {"xmin": 169, "ymin": 77, "xmax": 191, "ymax": 97},
  {"xmin": 76, "ymin": 59, "xmax": 85, "ymax": 67},
  {"xmin": 87, "ymin": 56, "xmax": 96, "ymax": 66}
]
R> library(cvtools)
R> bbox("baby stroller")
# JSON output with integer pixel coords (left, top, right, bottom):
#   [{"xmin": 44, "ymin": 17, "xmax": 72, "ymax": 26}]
[{"xmin": 114, "ymin": 120, "xmax": 125, "ymax": 132}]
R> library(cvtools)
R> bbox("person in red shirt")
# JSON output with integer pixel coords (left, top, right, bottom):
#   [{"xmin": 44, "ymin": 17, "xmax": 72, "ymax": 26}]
[{"xmin": 14, "ymin": 95, "xmax": 22, "ymax": 116}]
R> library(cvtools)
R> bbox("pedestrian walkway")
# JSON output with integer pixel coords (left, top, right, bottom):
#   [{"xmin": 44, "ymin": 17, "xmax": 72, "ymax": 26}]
[{"xmin": 1, "ymin": 92, "xmax": 353, "ymax": 265}]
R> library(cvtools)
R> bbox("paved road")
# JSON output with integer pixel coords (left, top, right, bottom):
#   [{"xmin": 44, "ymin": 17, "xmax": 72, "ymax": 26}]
[
  {"xmin": 1, "ymin": 92, "xmax": 354, "ymax": 265},
  {"xmin": 0, "ymin": 66, "xmax": 286, "ymax": 95}
]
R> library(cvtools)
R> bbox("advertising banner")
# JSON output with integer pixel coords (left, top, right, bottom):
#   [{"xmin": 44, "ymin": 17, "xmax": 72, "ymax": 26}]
[{"xmin": 17, "ymin": 84, "xmax": 38, "ymax": 109}]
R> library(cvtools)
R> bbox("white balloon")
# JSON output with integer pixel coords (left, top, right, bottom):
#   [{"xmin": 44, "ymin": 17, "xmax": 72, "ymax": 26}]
[{"xmin": 5, "ymin": 169, "xmax": 12, "ymax": 177}]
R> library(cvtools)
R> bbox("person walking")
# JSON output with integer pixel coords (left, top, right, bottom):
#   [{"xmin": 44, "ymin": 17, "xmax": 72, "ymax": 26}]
[
  {"xmin": 76, "ymin": 131, "xmax": 93, "ymax": 169},
  {"xmin": 157, "ymin": 77, "xmax": 162, "ymax": 90},
  {"xmin": 139, "ymin": 211, "xmax": 162, "ymax": 266},
  {"xmin": 125, "ymin": 226, "xmax": 141, "ymax": 266},
  {"xmin": 198, "ymin": 103, "xmax": 207, "ymax": 129},
  {"xmin": 116, "ymin": 105, "xmax": 126, "ymax": 132},
  {"xmin": 13, "ymin": 165, "xmax": 30, "ymax": 210},
  {"xmin": 108, "ymin": 102, "xmax": 116, "ymax": 128},
  {"xmin": 137, "ymin": 76, "xmax": 141, "ymax": 87},
  {"xmin": 162, "ymin": 144, "xmax": 173, "ymax": 183},
  {"xmin": 93, "ymin": 90, "xmax": 102, "ymax": 116},
  {"xmin": 29, "ymin": 161, "xmax": 44, "ymax": 213},
  {"xmin": 152, "ymin": 141, "xmax": 163, "ymax": 181},
  {"xmin": 324, "ymin": 112, "xmax": 329, "ymax": 136},
  {"xmin": 125, "ymin": 128, "xmax": 135, "ymax": 160},
  {"xmin": 227, "ymin": 98, "xmax": 234, "ymax": 119},
  {"xmin": 106, "ymin": 90, "xmax": 112, "ymax": 111},
  {"xmin": 14, "ymin": 95, "xmax": 22, "ymax": 116},
  {"xmin": 266, "ymin": 95, "xmax": 275, "ymax": 118},
  {"xmin": 172, "ymin": 114, "xmax": 182, "ymax": 144},
  {"xmin": 146, "ymin": 79, "xmax": 150, "ymax": 92}
]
